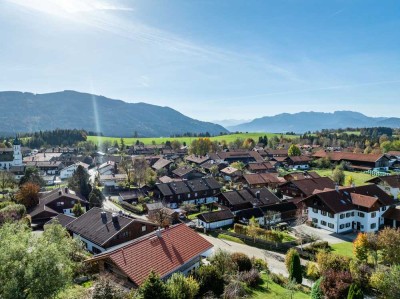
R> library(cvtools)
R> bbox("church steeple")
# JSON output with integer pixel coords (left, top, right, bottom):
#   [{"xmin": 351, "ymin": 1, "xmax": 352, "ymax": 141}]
[
  {"xmin": 12, "ymin": 134, "xmax": 23, "ymax": 166},
  {"xmin": 13, "ymin": 134, "xmax": 21, "ymax": 146}
]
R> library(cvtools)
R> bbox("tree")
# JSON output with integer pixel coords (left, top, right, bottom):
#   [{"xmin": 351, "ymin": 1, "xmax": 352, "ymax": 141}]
[
  {"xmin": 316, "ymin": 251, "xmax": 351, "ymax": 274},
  {"xmin": 223, "ymin": 279, "xmax": 247, "ymax": 299},
  {"xmin": 370, "ymin": 265, "xmax": 400, "ymax": 299},
  {"xmin": 286, "ymin": 249, "xmax": 302, "ymax": 284},
  {"xmin": 378, "ymin": 227, "xmax": 400, "ymax": 265},
  {"xmin": 68, "ymin": 165, "xmax": 91, "ymax": 199},
  {"xmin": 247, "ymin": 216, "xmax": 260, "ymax": 242},
  {"xmin": 132, "ymin": 156, "xmax": 148, "ymax": 187},
  {"xmin": 19, "ymin": 167, "xmax": 44, "ymax": 187},
  {"xmin": 167, "ymin": 273, "xmax": 199, "ymax": 299},
  {"xmin": 353, "ymin": 233, "xmax": 369, "ymax": 262},
  {"xmin": 347, "ymin": 283, "xmax": 363, "ymax": 299},
  {"xmin": 15, "ymin": 182, "xmax": 40, "ymax": 209},
  {"xmin": 72, "ymin": 202, "xmax": 84, "ymax": 217},
  {"xmin": 288, "ymin": 144, "xmax": 301, "ymax": 157},
  {"xmin": 346, "ymin": 175, "xmax": 355, "ymax": 186},
  {"xmin": 209, "ymin": 249, "xmax": 236, "ymax": 276},
  {"xmin": 0, "ymin": 171, "xmax": 15, "ymax": 194},
  {"xmin": 88, "ymin": 188, "xmax": 104, "ymax": 208},
  {"xmin": 92, "ymin": 275, "xmax": 126, "ymax": 299},
  {"xmin": 0, "ymin": 222, "xmax": 85, "ymax": 299},
  {"xmin": 140, "ymin": 271, "xmax": 171, "ymax": 299},
  {"xmin": 209, "ymin": 165, "xmax": 219, "ymax": 177},
  {"xmin": 310, "ymin": 277, "xmax": 324, "ymax": 299},
  {"xmin": 332, "ymin": 166, "xmax": 345, "ymax": 185},
  {"xmin": 230, "ymin": 161, "xmax": 245, "ymax": 171},
  {"xmin": 190, "ymin": 138, "xmax": 213, "ymax": 156},
  {"xmin": 119, "ymin": 138, "xmax": 125, "ymax": 151},
  {"xmin": 119, "ymin": 157, "xmax": 133, "ymax": 187}
]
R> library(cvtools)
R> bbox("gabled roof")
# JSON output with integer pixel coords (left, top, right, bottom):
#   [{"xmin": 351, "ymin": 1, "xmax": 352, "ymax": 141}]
[
  {"xmin": 236, "ymin": 208, "xmax": 264, "ymax": 220},
  {"xmin": 366, "ymin": 175, "xmax": 400, "ymax": 189},
  {"xmin": 152, "ymin": 158, "xmax": 172, "ymax": 171},
  {"xmin": 172, "ymin": 166, "xmax": 194, "ymax": 177},
  {"xmin": 287, "ymin": 156, "xmax": 312, "ymax": 163},
  {"xmin": 185, "ymin": 154, "xmax": 210, "ymax": 164},
  {"xmin": 88, "ymin": 224, "xmax": 213, "ymax": 286},
  {"xmin": 284, "ymin": 171, "xmax": 321, "ymax": 181},
  {"xmin": 280, "ymin": 177, "xmax": 336, "ymax": 197},
  {"xmin": 66, "ymin": 207, "xmax": 154, "ymax": 247},
  {"xmin": 302, "ymin": 184, "xmax": 396, "ymax": 213},
  {"xmin": 247, "ymin": 162, "xmax": 275, "ymax": 171},
  {"xmin": 313, "ymin": 151, "xmax": 387, "ymax": 163},
  {"xmin": 198, "ymin": 209, "xmax": 234, "ymax": 223},
  {"xmin": 221, "ymin": 166, "xmax": 240, "ymax": 175},
  {"xmin": 46, "ymin": 213, "xmax": 76, "ymax": 227}
]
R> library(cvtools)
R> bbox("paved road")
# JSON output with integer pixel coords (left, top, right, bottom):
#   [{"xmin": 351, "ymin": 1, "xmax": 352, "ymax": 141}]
[
  {"xmin": 293, "ymin": 224, "xmax": 357, "ymax": 246},
  {"xmin": 202, "ymin": 234, "xmax": 313, "ymax": 287}
]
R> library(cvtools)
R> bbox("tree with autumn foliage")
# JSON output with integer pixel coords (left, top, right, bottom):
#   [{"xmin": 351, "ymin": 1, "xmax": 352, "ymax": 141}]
[
  {"xmin": 15, "ymin": 182, "xmax": 40, "ymax": 209},
  {"xmin": 320, "ymin": 270, "xmax": 353, "ymax": 299},
  {"xmin": 288, "ymin": 144, "xmax": 301, "ymax": 156},
  {"xmin": 378, "ymin": 227, "xmax": 400, "ymax": 265},
  {"xmin": 353, "ymin": 233, "xmax": 369, "ymax": 262},
  {"xmin": 190, "ymin": 138, "xmax": 213, "ymax": 156}
]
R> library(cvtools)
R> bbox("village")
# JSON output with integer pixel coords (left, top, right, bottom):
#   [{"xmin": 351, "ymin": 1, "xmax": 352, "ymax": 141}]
[{"xmin": 1, "ymin": 130, "xmax": 400, "ymax": 299}]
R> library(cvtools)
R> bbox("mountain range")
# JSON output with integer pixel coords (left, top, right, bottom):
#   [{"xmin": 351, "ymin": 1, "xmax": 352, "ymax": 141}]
[
  {"xmin": 0, "ymin": 91, "xmax": 228, "ymax": 137},
  {"xmin": 228, "ymin": 111, "xmax": 400, "ymax": 133}
]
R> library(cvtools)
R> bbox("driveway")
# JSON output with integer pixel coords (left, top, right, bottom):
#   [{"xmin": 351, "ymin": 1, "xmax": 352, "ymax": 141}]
[
  {"xmin": 201, "ymin": 234, "xmax": 313, "ymax": 287},
  {"xmin": 293, "ymin": 224, "xmax": 357, "ymax": 245},
  {"xmin": 102, "ymin": 198, "xmax": 149, "ymax": 221}
]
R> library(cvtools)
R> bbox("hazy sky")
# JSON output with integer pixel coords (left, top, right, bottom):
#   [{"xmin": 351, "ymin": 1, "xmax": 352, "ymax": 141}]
[{"xmin": 1, "ymin": 0, "xmax": 399, "ymax": 121}]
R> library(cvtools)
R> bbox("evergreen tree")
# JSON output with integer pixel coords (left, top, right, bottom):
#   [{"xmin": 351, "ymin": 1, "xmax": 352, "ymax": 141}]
[
  {"xmin": 347, "ymin": 283, "xmax": 363, "ymax": 299},
  {"xmin": 19, "ymin": 167, "xmax": 45, "ymax": 187},
  {"xmin": 68, "ymin": 165, "xmax": 91, "ymax": 199},
  {"xmin": 88, "ymin": 188, "xmax": 104, "ymax": 208},
  {"xmin": 310, "ymin": 277, "xmax": 324, "ymax": 299},
  {"xmin": 140, "ymin": 271, "xmax": 171, "ymax": 299},
  {"xmin": 286, "ymin": 249, "xmax": 302, "ymax": 284},
  {"xmin": 72, "ymin": 202, "xmax": 84, "ymax": 217}
]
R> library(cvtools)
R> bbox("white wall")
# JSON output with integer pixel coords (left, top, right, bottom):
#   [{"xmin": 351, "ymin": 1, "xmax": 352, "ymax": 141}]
[
  {"xmin": 73, "ymin": 233, "xmax": 105, "ymax": 253},
  {"xmin": 198, "ymin": 218, "xmax": 234, "ymax": 229}
]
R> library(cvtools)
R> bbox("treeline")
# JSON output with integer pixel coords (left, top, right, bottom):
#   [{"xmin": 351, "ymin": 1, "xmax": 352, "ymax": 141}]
[
  {"xmin": 170, "ymin": 132, "xmax": 215, "ymax": 138},
  {"xmin": 21, "ymin": 129, "xmax": 87, "ymax": 148}
]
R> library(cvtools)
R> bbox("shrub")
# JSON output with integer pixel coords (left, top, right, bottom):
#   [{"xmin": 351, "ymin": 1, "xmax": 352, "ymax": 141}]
[
  {"xmin": 209, "ymin": 249, "xmax": 236, "ymax": 276},
  {"xmin": 120, "ymin": 201, "xmax": 144, "ymax": 214},
  {"xmin": 288, "ymin": 250, "xmax": 302, "ymax": 284},
  {"xmin": 0, "ymin": 204, "xmax": 27, "ymax": 224},
  {"xmin": 167, "ymin": 273, "xmax": 199, "ymax": 299},
  {"xmin": 316, "ymin": 251, "xmax": 351, "ymax": 274},
  {"xmin": 233, "ymin": 223, "xmax": 247, "ymax": 235},
  {"xmin": 231, "ymin": 252, "xmax": 252, "ymax": 272},
  {"xmin": 237, "ymin": 269, "xmax": 261, "ymax": 287},
  {"xmin": 251, "ymin": 257, "xmax": 269, "ymax": 272},
  {"xmin": 270, "ymin": 273, "xmax": 288, "ymax": 287},
  {"xmin": 222, "ymin": 280, "xmax": 247, "ymax": 299},
  {"xmin": 347, "ymin": 283, "xmax": 363, "ymax": 299},
  {"xmin": 310, "ymin": 277, "xmax": 324, "ymax": 299},
  {"xmin": 0, "ymin": 201, "xmax": 13, "ymax": 210},
  {"xmin": 285, "ymin": 248, "xmax": 298, "ymax": 271},
  {"xmin": 140, "ymin": 271, "xmax": 171, "ymax": 299},
  {"xmin": 194, "ymin": 265, "xmax": 224, "ymax": 297},
  {"xmin": 304, "ymin": 241, "xmax": 331, "ymax": 255},
  {"xmin": 305, "ymin": 262, "xmax": 320, "ymax": 281},
  {"xmin": 321, "ymin": 270, "xmax": 353, "ymax": 299},
  {"xmin": 349, "ymin": 260, "xmax": 372, "ymax": 288}
]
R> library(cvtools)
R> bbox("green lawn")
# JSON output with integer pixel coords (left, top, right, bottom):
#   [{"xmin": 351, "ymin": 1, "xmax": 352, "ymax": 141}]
[
  {"xmin": 87, "ymin": 132, "xmax": 298, "ymax": 146},
  {"xmin": 313, "ymin": 169, "xmax": 374, "ymax": 186},
  {"xmin": 250, "ymin": 273, "xmax": 309, "ymax": 299},
  {"xmin": 218, "ymin": 233, "xmax": 245, "ymax": 244},
  {"xmin": 331, "ymin": 242, "xmax": 354, "ymax": 258}
]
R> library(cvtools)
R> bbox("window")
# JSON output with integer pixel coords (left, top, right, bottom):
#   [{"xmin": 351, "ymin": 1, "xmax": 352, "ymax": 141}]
[
  {"xmin": 321, "ymin": 220, "xmax": 327, "ymax": 226},
  {"xmin": 187, "ymin": 194, "xmax": 191, "ymax": 198},
  {"xmin": 382, "ymin": 206, "xmax": 387, "ymax": 211},
  {"xmin": 312, "ymin": 208, "xmax": 318, "ymax": 214},
  {"xmin": 358, "ymin": 212, "xmax": 365, "ymax": 218},
  {"xmin": 370, "ymin": 223, "xmax": 376, "ymax": 229},
  {"xmin": 351, "ymin": 212, "xmax": 355, "ymax": 217},
  {"xmin": 321, "ymin": 210, "xmax": 327, "ymax": 216},
  {"xmin": 340, "ymin": 224, "xmax": 344, "ymax": 229},
  {"xmin": 346, "ymin": 212, "xmax": 351, "ymax": 218},
  {"xmin": 312, "ymin": 218, "xmax": 318, "ymax": 224},
  {"xmin": 71, "ymin": 200, "xmax": 75, "ymax": 205},
  {"xmin": 92, "ymin": 247, "xmax": 102, "ymax": 254},
  {"xmin": 371, "ymin": 212, "xmax": 376, "ymax": 218},
  {"xmin": 345, "ymin": 223, "xmax": 351, "ymax": 228},
  {"xmin": 195, "ymin": 192, "xmax": 198, "ymax": 197},
  {"xmin": 328, "ymin": 223, "xmax": 334, "ymax": 229},
  {"xmin": 141, "ymin": 225, "xmax": 146, "ymax": 232},
  {"xmin": 340, "ymin": 214, "xmax": 345, "ymax": 219},
  {"xmin": 328, "ymin": 213, "xmax": 334, "ymax": 218}
]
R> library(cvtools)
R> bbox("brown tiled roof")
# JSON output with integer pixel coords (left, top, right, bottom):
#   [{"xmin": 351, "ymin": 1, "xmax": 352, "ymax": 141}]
[
  {"xmin": 243, "ymin": 174, "xmax": 267, "ymax": 185},
  {"xmin": 351, "ymin": 193, "xmax": 378, "ymax": 208},
  {"xmin": 266, "ymin": 149, "xmax": 288, "ymax": 156},
  {"xmin": 284, "ymin": 171, "xmax": 321, "ymax": 181},
  {"xmin": 185, "ymin": 155, "xmax": 210, "ymax": 164},
  {"xmin": 287, "ymin": 156, "xmax": 312, "ymax": 163},
  {"xmin": 89, "ymin": 224, "xmax": 213, "ymax": 286},
  {"xmin": 198, "ymin": 209, "xmax": 234, "ymax": 223},
  {"xmin": 366, "ymin": 175, "xmax": 400, "ymax": 188},
  {"xmin": 46, "ymin": 214, "xmax": 76, "ymax": 227},
  {"xmin": 387, "ymin": 151, "xmax": 400, "ymax": 157},
  {"xmin": 382, "ymin": 207, "xmax": 400, "ymax": 221},
  {"xmin": 282, "ymin": 177, "xmax": 336, "ymax": 197},
  {"xmin": 221, "ymin": 166, "xmax": 240, "ymax": 175},
  {"xmin": 312, "ymin": 151, "xmax": 386, "ymax": 163},
  {"xmin": 247, "ymin": 162, "xmax": 275, "ymax": 171},
  {"xmin": 260, "ymin": 173, "xmax": 286, "ymax": 183},
  {"xmin": 172, "ymin": 166, "xmax": 194, "ymax": 177}
]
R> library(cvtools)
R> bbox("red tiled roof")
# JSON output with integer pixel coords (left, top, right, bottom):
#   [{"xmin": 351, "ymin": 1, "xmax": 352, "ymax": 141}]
[
  {"xmin": 351, "ymin": 193, "xmax": 378, "ymax": 208},
  {"xmin": 90, "ymin": 224, "xmax": 213, "ymax": 286},
  {"xmin": 312, "ymin": 151, "xmax": 386, "ymax": 163}
]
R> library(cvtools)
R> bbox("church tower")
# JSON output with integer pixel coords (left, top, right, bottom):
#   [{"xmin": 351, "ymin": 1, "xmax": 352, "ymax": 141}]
[{"xmin": 12, "ymin": 135, "xmax": 23, "ymax": 166}]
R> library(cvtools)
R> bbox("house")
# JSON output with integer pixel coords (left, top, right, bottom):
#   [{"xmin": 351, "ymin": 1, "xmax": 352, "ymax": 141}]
[
  {"xmin": 29, "ymin": 187, "xmax": 88, "ymax": 225},
  {"xmin": 285, "ymin": 156, "xmax": 312, "ymax": 170},
  {"xmin": 99, "ymin": 174, "xmax": 128, "ymax": 188},
  {"xmin": 146, "ymin": 203, "xmax": 180, "ymax": 225},
  {"xmin": 236, "ymin": 207, "xmax": 265, "ymax": 226},
  {"xmin": 66, "ymin": 207, "xmax": 158, "ymax": 253},
  {"xmin": 46, "ymin": 213, "xmax": 76, "ymax": 227},
  {"xmin": 200, "ymin": 160, "xmax": 227, "ymax": 174},
  {"xmin": 97, "ymin": 161, "xmax": 116, "ymax": 176},
  {"xmin": 155, "ymin": 177, "xmax": 221, "ymax": 208},
  {"xmin": 60, "ymin": 162, "xmax": 90, "ymax": 180},
  {"xmin": 9, "ymin": 165, "xmax": 26, "ymax": 180},
  {"xmin": 158, "ymin": 176, "xmax": 183, "ymax": 184},
  {"xmin": 25, "ymin": 160, "xmax": 65, "ymax": 175},
  {"xmin": 366, "ymin": 175, "xmax": 400, "ymax": 199},
  {"xmin": 279, "ymin": 177, "xmax": 336, "ymax": 199},
  {"xmin": 151, "ymin": 158, "xmax": 172, "ymax": 172},
  {"xmin": 283, "ymin": 171, "xmax": 321, "ymax": 182},
  {"xmin": 313, "ymin": 151, "xmax": 390, "ymax": 171},
  {"xmin": 172, "ymin": 165, "xmax": 202, "ymax": 180},
  {"xmin": 259, "ymin": 201, "xmax": 298, "ymax": 225},
  {"xmin": 197, "ymin": 209, "xmax": 235, "ymax": 229},
  {"xmin": 301, "ymin": 184, "xmax": 396, "ymax": 233},
  {"xmin": 265, "ymin": 149, "xmax": 288, "ymax": 159},
  {"xmin": 185, "ymin": 154, "xmax": 210, "ymax": 165},
  {"xmin": 118, "ymin": 189, "xmax": 146, "ymax": 204},
  {"xmin": 87, "ymin": 224, "xmax": 213, "ymax": 288},
  {"xmin": 219, "ymin": 187, "xmax": 281, "ymax": 212},
  {"xmin": 208, "ymin": 151, "xmax": 264, "ymax": 164},
  {"xmin": 382, "ymin": 206, "xmax": 400, "ymax": 228},
  {"xmin": 243, "ymin": 173, "xmax": 285, "ymax": 189},
  {"xmin": 246, "ymin": 162, "xmax": 276, "ymax": 173},
  {"xmin": 220, "ymin": 166, "xmax": 242, "ymax": 181}
]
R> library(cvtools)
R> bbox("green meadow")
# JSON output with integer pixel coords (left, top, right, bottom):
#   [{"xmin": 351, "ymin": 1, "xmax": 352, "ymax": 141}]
[{"xmin": 87, "ymin": 132, "xmax": 299, "ymax": 146}]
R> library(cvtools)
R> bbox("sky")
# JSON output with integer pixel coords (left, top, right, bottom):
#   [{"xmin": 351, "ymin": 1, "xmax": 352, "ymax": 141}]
[{"xmin": 0, "ymin": 0, "xmax": 399, "ymax": 122}]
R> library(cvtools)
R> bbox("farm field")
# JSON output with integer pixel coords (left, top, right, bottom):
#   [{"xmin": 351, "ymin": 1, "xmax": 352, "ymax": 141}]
[
  {"xmin": 313, "ymin": 169, "xmax": 374, "ymax": 186},
  {"xmin": 87, "ymin": 132, "xmax": 298, "ymax": 146}
]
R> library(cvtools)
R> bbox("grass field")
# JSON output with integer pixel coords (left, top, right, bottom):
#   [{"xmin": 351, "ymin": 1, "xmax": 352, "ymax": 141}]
[
  {"xmin": 313, "ymin": 169, "xmax": 374, "ymax": 186},
  {"xmin": 331, "ymin": 242, "xmax": 354, "ymax": 258},
  {"xmin": 250, "ymin": 273, "xmax": 309, "ymax": 299},
  {"xmin": 87, "ymin": 132, "xmax": 298, "ymax": 146}
]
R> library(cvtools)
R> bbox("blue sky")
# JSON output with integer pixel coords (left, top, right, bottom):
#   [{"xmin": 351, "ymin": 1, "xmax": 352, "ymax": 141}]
[{"xmin": 1, "ymin": 0, "xmax": 399, "ymax": 121}]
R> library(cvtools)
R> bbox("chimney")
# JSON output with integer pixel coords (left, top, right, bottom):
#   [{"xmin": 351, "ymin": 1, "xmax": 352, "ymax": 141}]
[
  {"xmin": 112, "ymin": 212, "xmax": 119, "ymax": 224},
  {"xmin": 156, "ymin": 229, "xmax": 162, "ymax": 238},
  {"xmin": 101, "ymin": 211, "xmax": 107, "ymax": 222}
]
